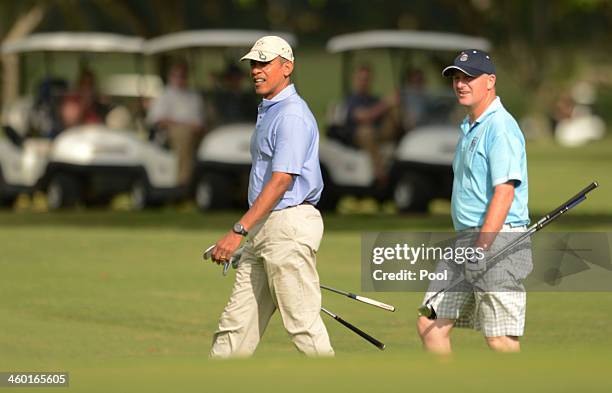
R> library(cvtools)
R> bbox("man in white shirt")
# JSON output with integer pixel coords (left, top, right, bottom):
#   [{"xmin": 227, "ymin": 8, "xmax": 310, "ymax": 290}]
[{"xmin": 147, "ymin": 62, "xmax": 205, "ymax": 187}]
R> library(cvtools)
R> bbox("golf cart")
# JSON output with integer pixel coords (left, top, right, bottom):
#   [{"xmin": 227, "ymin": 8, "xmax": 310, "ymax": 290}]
[
  {"xmin": 0, "ymin": 32, "xmax": 167, "ymax": 209},
  {"xmin": 143, "ymin": 30, "xmax": 297, "ymax": 210},
  {"xmin": 0, "ymin": 125, "xmax": 48, "ymax": 207},
  {"xmin": 320, "ymin": 30, "xmax": 491, "ymax": 212}
]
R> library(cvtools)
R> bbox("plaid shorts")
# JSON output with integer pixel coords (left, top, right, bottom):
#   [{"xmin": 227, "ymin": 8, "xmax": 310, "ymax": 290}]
[
  {"xmin": 424, "ymin": 288, "xmax": 526, "ymax": 337},
  {"xmin": 422, "ymin": 225, "xmax": 530, "ymax": 337}
]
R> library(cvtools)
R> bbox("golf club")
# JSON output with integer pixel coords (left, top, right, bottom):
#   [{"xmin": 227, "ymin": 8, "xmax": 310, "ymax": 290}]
[
  {"xmin": 418, "ymin": 181, "xmax": 599, "ymax": 319},
  {"xmin": 321, "ymin": 284, "xmax": 396, "ymax": 312},
  {"xmin": 321, "ymin": 307, "xmax": 386, "ymax": 350},
  {"xmin": 202, "ymin": 246, "xmax": 396, "ymax": 311}
]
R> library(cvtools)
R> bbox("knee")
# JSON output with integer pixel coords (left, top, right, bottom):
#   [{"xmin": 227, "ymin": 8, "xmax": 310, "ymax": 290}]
[
  {"xmin": 417, "ymin": 316, "xmax": 448, "ymax": 341},
  {"xmin": 355, "ymin": 125, "xmax": 376, "ymax": 144},
  {"xmin": 416, "ymin": 316, "xmax": 432, "ymax": 339},
  {"xmin": 417, "ymin": 317, "xmax": 453, "ymax": 354}
]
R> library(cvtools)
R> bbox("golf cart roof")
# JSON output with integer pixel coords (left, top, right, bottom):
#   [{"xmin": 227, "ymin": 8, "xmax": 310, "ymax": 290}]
[
  {"xmin": 143, "ymin": 29, "xmax": 297, "ymax": 55},
  {"xmin": 101, "ymin": 73, "xmax": 164, "ymax": 98},
  {"xmin": 326, "ymin": 30, "xmax": 491, "ymax": 53},
  {"xmin": 1, "ymin": 32, "xmax": 144, "ymax": 55}
]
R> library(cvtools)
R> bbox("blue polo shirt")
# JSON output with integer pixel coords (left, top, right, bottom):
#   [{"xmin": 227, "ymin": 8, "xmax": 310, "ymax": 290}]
[
  {"xmin": 451, "ymin": 97, "xmax": 529, "ymax": 230},
  {"xmin": 248, "ymin": 84, "xmax": 324, "ymax": 210}
]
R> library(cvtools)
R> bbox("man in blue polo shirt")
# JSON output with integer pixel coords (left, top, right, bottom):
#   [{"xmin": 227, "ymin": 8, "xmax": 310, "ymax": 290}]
[
  {"xmin": 417, "ymin": 50, "xmax": 530, "ymax": 353},
  {"xmin": 208, "ymin": 36, "xmax": 334, "ymax": 358}
]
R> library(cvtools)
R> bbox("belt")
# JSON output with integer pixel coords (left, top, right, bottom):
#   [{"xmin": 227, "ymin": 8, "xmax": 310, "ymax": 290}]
[
  {"xmin": 284, "ymin": 201, "xmax": 314, "ymax": 209},
  {"xmin": 460, "ymin": 223, "xmax": 527, "ymax": 232}
]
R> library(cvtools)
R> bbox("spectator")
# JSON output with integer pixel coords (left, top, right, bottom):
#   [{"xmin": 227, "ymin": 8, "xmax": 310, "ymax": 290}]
[
  {"xmin": 333, "ymin": 65, "xmax": 399, "ymax": 185},
  {"xmin": 212, "ymin": 64, "xmax": 257, "ymax": 125},
  {"xmin": 400, "ymin": 68, "xmax": 428, "ymax": 130},
  {"xmin": 59, "ymin": 69, "xmax": 109, "ymax": 131},
  {"xmin": 74, "ymin": 69, "xmax": 108, "ymax": 124},
  {"xmin": 550, "ymin": 92, "xmax": 575, "ymax": 133},
  {"xmin": 147, "ymin": 61, "xmax": 206, "ymax": 187}
]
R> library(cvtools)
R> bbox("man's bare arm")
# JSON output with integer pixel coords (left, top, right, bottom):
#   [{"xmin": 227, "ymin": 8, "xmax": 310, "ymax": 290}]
[
  {"xmin": 476, "ymin": 181, "xmax": 515, "ymax": 250},
  {"xmin": 353, "ymin": 94, "xmax": 397, "ymax": 124}
]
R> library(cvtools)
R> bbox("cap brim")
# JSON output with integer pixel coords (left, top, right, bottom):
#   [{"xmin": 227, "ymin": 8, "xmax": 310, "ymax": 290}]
[
  {"xmin": 240, "ymin": 50, "xmax": 279, "ymax": 62},
  {"xmin": 442, "ymin": 65, "xmax": 483, "ymax": 77}
]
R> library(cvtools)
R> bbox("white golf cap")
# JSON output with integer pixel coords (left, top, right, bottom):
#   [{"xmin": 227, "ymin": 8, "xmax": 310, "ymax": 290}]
[{"xmin": 240, "ymin": 35, "xmax": 294, "ymax": 63}]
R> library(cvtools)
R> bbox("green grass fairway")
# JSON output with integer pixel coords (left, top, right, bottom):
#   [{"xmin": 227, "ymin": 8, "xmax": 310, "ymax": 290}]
[
  {"xmin": 1, "ymin": 211, "xmax": 611, "ymax": 393},
  {"xmin": 1, "ymin": 138, "xmax": 612, "ymax": 392}
]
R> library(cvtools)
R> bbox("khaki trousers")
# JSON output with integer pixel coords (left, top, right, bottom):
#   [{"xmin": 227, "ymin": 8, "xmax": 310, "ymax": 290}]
[
  {"xmin": 354, "ymin": 108, "xmax": 400, "ymax": 178},
  {"xmin": 209, "ymin": 204, "xmax": 334, "ymax": 358},
  {"xmin": 167, "ymin": 124, "xmax": 200, "ymax": 186}
]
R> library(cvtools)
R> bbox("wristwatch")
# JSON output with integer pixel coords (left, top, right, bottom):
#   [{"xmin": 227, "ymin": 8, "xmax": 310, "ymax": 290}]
[{"xmin": 232, "ymin": 222, "xmax": 248, "ymax": 236}]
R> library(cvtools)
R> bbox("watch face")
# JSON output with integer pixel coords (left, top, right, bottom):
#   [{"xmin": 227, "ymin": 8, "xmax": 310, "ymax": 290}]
[{"xmin": 233, "ymin": 223, "xmax": 246, "ymax": 235}]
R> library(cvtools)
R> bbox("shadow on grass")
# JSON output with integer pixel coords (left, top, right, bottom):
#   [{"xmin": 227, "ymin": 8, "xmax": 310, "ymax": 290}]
[{"xmin": 0, "ymin": 210, "xmax": 610, "ymax": 231}]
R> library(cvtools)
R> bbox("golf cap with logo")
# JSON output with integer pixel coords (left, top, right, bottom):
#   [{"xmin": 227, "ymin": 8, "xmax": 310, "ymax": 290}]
[
  {"xmin": 240, "ymin": 35, "xmax": 294, "ymax": 63},
  {"xmin": 442, "ymin": 49, "xmax": 495, "ymax": 77}
]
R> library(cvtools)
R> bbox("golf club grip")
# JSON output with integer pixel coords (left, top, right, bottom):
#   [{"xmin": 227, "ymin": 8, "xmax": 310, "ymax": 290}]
[
  {"xmin": 333, "ymin": 315, "xmax": 385, "ymax": 350},
  {"xmin": 541, "ymin": 181, "xmax": 598, "ymax": 225},
  {"xmin": 320, "ymin": 285, "xmax": 396, "ymax": 312},
  {"xmin": 354, "ymin": 295, "xmax": 396, "ymax": 312}
]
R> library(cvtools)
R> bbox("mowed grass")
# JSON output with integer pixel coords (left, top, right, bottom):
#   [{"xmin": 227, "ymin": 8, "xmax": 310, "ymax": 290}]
[
  {"xmin": 1, "ymin": 138, "xmax": 612, "ymax": 392},
  {"xmin": 1, "ymin": 212, "xmax": 612, "ymax": 392}
]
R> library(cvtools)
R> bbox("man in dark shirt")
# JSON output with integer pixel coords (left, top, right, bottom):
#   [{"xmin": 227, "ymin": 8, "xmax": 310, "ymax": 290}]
[
  {"xmin": 332, "ymin": 65, "xmax": 398, "ymax": 184},
  {"xmin": 213, "ymin": 64, "xmax": 257, "ymax": 125}
]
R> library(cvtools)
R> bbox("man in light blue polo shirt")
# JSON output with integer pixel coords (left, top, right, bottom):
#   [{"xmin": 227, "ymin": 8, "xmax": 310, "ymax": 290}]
[
  {"xmin": 209, "ymin": 36, "xmax": 334, "ymax": 358},
  {"xmin": 417, "ymin": 49, "xmax": 530, "ymax": 354}
]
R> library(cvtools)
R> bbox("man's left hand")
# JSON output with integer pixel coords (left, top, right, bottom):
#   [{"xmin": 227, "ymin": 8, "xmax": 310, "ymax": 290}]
[{"xmin": 211, "ymin": 232, "xmax": 243, "ymax": 264}]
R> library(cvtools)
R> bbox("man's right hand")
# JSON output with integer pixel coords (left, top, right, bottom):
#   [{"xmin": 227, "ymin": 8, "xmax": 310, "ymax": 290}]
[{"xmin": 211, "ymin": 231, "xmax": 243, "ymax": 264}]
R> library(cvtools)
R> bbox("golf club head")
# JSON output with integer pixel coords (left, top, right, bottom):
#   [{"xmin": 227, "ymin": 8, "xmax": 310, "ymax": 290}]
[
  {"xmin": 417, "ymin": 304, "xmax": 437, "ymax": 320},
  {"xmin": 203, "ymin": 244, "xmax": 215, "ymax": 260}
]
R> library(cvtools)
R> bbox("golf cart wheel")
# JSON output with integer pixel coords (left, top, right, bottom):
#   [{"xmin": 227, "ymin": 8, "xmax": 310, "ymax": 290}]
[
  {"xmin": 47, "ymin": 174, "xmax": 80, "ymax": 210},
  {"xmin": 130, "ymin": 178, "xmax": 155, "ymax": 210},
  {"xmin": 195, "ymin": 173, "xmax": 231, "ymax": 211},
  {"xmin": 393, "ymin": 173, "xmax": 431, "ymax": 213}
]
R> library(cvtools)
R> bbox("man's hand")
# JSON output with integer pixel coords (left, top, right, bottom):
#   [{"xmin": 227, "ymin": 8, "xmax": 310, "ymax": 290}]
[{"xmin": 211, "ymin": 231, "xmax": 243, "ymax": 264}]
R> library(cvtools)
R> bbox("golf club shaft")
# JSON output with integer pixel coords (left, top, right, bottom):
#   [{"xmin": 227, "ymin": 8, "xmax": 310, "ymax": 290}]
[
  {"xmin": 321, "ymin": 307, "xmax": 385, "ymax": 350},
  {"xmin": 419, "ymin": 181, "xmax": 599, "ymax": 315},
  {"xmin": 320, "ymin": 284, "xmax": 396, "ymax": 312}
]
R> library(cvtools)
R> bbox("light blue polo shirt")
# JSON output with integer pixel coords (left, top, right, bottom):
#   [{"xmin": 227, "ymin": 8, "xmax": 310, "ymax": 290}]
[
  {"xmin": 248, "ymin": 84, "xmax": 323, "ymax": 210},
  {"xmin": 451, "ymin": 97, "xmax": 529, "ymax": 230}
]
